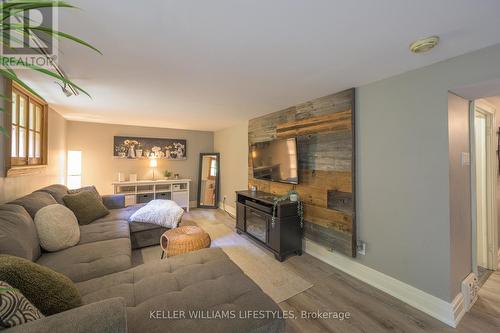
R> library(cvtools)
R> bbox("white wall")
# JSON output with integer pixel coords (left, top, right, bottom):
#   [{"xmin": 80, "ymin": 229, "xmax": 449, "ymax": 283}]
[
  {"xmin": 214, "ymin": 43, "xmax": 500, "ymax": 303},
  {"xmin": 66, "ymin": 121, "xmax": 213, "ymax": 200},
  {"xmin": 214, "ymin": 120, "xmax": 249, "ymax": 210}
]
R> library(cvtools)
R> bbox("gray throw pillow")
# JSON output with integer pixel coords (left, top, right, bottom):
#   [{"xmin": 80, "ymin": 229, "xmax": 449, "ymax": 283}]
[
  {"xmin": 68, "ymin": 185, "xmax": 101, "ymax": 201},
  {"xmin": 0, "ymin": 256, "xmax": 82, "ymax": 316},
  {"xmin": 0, "ymin": 281, "xmax": 44, "ymax": 329},
  {"xmin": 63, "ymin": 191, "xmax": 109, "ymax": 225}
]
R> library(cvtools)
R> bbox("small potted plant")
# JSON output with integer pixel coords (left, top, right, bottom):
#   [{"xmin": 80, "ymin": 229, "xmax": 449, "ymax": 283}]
[
  {"xmin": 288, "ymin": 190, "xmax": 299, "ymax": 202},
  {"xmin": 163, "ymin": 170, "xmax": 172, "ymax": 179}
]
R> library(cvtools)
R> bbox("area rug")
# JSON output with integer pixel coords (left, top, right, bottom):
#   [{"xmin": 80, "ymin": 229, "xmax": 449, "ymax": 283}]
[{"xmin": 132, "ymin": 210, "xmax": 313, "ymax": 303}]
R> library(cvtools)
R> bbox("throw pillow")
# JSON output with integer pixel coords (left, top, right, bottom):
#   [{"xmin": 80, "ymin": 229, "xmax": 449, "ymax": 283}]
[
  {"xmin": 34, "ymin": 204, "xmax": 80, "ymax": 252},
  {"xmin": 63, "ymin": 191, "xmax": 109, "ymax": 225},
  {"xmin": 0, "ymin": 281, "xmax": 44, "ymax": 329},
  {"xmin": 8, "ymin": 192, "xmax": 58, "ymax": 219},
  {"xmin": 68, "ymin": 185, "xmax": 101, "ymax": 201},
  {"xmin": 0, "ymin": 255, "xmax": 82, "ymax": 316},
  {"xmin": 130, "ymin": 199, "xmax": 184, "ymax": 228}
]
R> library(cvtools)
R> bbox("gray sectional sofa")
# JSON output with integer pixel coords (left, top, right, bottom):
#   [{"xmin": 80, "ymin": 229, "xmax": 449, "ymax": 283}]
[{"xmin": 0, "ymin": 184, "xmax": 284, "ymax": 333}]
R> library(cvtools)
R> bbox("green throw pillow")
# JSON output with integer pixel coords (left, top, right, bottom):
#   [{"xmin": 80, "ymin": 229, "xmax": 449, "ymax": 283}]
[
  {"xmin": 0, "ymin": 255, "xmax": 82, "ymax": 316},
  {"xmin": 63, "ymin": 191, "xmax": 109, "ymax": 225},
  {"xmin": 67, "ymin": 185, "xmax": 101, "ymax": 200}
]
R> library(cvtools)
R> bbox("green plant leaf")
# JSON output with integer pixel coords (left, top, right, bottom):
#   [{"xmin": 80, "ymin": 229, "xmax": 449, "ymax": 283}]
[
  {"xmin": 1, "ymin": 2, "xmax": 76, "ymax": 21},
  {"xmin": 3, "ymin": 23, "xmax": 102, "ymax": 54},
  {"xmin": 0, "ymin": 55, "xmax": 92, "ymax": 98},
  {"xmin": 0, "ymin": 68, "xmax": 42, "ymax": 98},
  {"xmin": 0, "ymin": 93, "xmax": 12, "ymax": 103},
  {"xmin": 0, "ymin": 126, "xmax": 8, "ymax": 137}
]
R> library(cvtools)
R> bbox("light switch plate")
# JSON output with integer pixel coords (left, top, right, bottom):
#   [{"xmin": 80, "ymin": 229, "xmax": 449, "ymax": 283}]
[
  {"xmin": 357, "ymin": 241, "xmax": 366, "ymax": 255},
  {"xmin": 461, "ymin": 152, "xmax": 470, "ymax": 166}
]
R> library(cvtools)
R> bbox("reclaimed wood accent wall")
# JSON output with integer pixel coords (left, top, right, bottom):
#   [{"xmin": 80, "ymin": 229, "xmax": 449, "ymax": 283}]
[{"xmin": 248, "ymin": 88, "xmax": 356, "ymax": 257}]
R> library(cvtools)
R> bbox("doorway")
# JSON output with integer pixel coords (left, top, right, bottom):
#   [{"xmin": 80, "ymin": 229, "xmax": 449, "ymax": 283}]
[{"xmin": 471, "ymin": 100, "xmax": 498, "ymax": 285}]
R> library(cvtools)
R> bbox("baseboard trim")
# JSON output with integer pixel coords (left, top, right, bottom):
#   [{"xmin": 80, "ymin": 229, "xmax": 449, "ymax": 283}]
[
  {"xmin": 452, "ymin": 293, "xmax": 466, "ymax": 327},
  {"xmin": 304, "ymin": 239, "xmax": 464, "ymax": 328},
  {"xmin": 219, "ymin": 201, "xmax": 236, "ymax": 216},
  {"xmin": 189, "ymin": 200, "xmax": 197, "ymax": 208}
]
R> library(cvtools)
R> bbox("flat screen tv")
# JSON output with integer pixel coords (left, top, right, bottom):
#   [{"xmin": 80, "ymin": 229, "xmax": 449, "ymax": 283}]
[{"xmin": 251, "ymin": 138, "xmax": 298, "ymax": 184}]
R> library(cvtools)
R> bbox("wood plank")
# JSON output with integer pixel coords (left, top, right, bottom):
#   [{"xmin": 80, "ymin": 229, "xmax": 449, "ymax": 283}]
[
  {"xmin": 297, "ymin": 131, "xmax": 352, "ymax": 172},
  {"xmin": 276, "ymin": 110, "xmax": 351, "ymax": 138},
  {"xmin": 298, "ymin": 170, "xmax": 352, "ymax": 193},
  {"xmin": 249, "ymin": 170, "xmax": 351, "ymax": 208},
  {"xmin": 304, "ymin": 222, "xmax": 352, "ymax": 255},
  {"xmin": 304, "ymin": 204, "xmax": 352, "ymax": 232}
]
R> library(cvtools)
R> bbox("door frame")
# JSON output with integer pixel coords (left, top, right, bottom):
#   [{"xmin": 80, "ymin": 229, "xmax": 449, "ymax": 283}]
[{"xmin": 470, "ymin": 99, "xmax": 498, "ymax": 274}]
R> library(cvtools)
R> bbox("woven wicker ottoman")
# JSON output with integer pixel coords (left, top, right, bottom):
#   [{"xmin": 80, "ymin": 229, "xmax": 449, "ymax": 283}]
[{"xmin": 160, "ymin": 226, "xmax": 211, "ymax": 258}]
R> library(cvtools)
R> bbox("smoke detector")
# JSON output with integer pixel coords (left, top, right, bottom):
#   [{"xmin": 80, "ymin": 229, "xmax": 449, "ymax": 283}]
[{"xmin": 409, "ymin": 36, "xmax": 439, "ymax": 54}]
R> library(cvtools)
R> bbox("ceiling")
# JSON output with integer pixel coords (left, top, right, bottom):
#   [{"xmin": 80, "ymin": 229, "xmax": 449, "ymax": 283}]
[{"xmin": 20, "ymin": 0, "xmax": 500, "ymax": 131}]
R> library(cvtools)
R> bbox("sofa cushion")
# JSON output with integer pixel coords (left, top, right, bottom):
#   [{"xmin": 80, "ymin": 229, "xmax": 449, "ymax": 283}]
[
  {"xmin": 3, "ymin": 298, "xmax": 127, "ymax": 333},
  {"xmin": 79, "ymin": 220, "xmax": 130, "ymax": 245},
  {"xmin": 68, "ymin": 185, "xmax": 101, "ymax": 200},
  {"xmin": 0, "ymin": 280, "xmax": 44, "ymax": 329},
  {"xmin": 63, "ymin": 191, "xmax": 109, "ymax": 225},
  {"xmin": 34, "ymin": 204, "xmax": 80, "ymax": 252},
  {"xmin": 35, "ymin": 184, "xmax": 69, "ymax": 205},
  {"xmin": 9, "ymin": 192, "xmax": 57, "ymax": 219},
  {"xmin": 36, "ymin": 238, "xmax": 132, "ymax": 283},
  {"xmin": 0, "ymin": 255, "xmax": 82, "ymax": 316},
  {"xmin": 95, "ymin": 204, "xmax": 146, "ymax": 223},
  {"xmin": 76, "ymin": 248, "xmax": 284, "ymax": 333},
  {"xmin": 130, "ymin": 224, "xmax": 167, "ymax": 249},
  {"xmin": 0, "ymin": 204, "xmax": 41, "ymax": 261},
  {"xmin": 102, "ymin": 194, "xmax": 125, "ymax": 210}
]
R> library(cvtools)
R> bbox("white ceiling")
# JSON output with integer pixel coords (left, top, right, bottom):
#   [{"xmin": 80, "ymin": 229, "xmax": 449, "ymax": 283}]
[{"xmin": 20, "ymin": 0, "xmax": 500, "ymax": 131}]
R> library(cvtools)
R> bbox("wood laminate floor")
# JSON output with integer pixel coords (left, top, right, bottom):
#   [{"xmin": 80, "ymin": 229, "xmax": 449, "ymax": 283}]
[{"xmin": 192, "ymin": 209, "xmax": 500, "ymax": 332}]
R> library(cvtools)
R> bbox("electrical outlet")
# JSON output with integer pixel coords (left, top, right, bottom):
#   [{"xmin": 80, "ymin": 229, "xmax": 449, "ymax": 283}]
[
  {"xmin": 462, "ymin": 273, "xmax": 479, "ymax": 311},
  {"xmin": 357, "ymin": 241, "xmax": 366, "ymax": 255}
]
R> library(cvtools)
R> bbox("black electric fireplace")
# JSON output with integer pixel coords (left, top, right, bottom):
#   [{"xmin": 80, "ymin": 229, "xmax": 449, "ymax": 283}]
[
  {"xmin": 246, "ymin": 207, "xmax": 268, "ymax": 243},
  {"xmin": 235, "ymin": 190, "xmax": 302, "ymax": 261}
]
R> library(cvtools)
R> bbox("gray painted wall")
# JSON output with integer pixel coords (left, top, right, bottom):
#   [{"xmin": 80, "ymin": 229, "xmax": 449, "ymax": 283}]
[{"xmin": 355, "ymin": 43, "xmax": 500, "ymax": 302}]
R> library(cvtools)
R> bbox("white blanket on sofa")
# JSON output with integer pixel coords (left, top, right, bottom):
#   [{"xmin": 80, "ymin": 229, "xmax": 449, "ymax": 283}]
[{"xmin": 130, "ymin": 199, "xmax": 184, "ymax": 228}]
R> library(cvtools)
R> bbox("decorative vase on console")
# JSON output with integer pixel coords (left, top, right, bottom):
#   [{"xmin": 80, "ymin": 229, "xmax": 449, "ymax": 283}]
[
  {"xmin": 136, "ymin": 149, "xmax": 143, "ymax": 158},
  {"xmin": 128, "ymin": 145, "xmax": 136, "ymax": 159}
]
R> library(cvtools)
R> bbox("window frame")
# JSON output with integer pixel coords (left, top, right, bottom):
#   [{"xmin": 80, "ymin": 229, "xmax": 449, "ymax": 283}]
[{"xmin": 4, "ymin": 80, "xmax": 48, "ymax": 177}]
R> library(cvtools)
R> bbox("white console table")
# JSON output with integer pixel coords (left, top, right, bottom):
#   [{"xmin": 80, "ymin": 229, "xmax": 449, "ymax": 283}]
[{"xmin": 112, "ymin": 179, "xmax": 191, "ymax": 211}]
